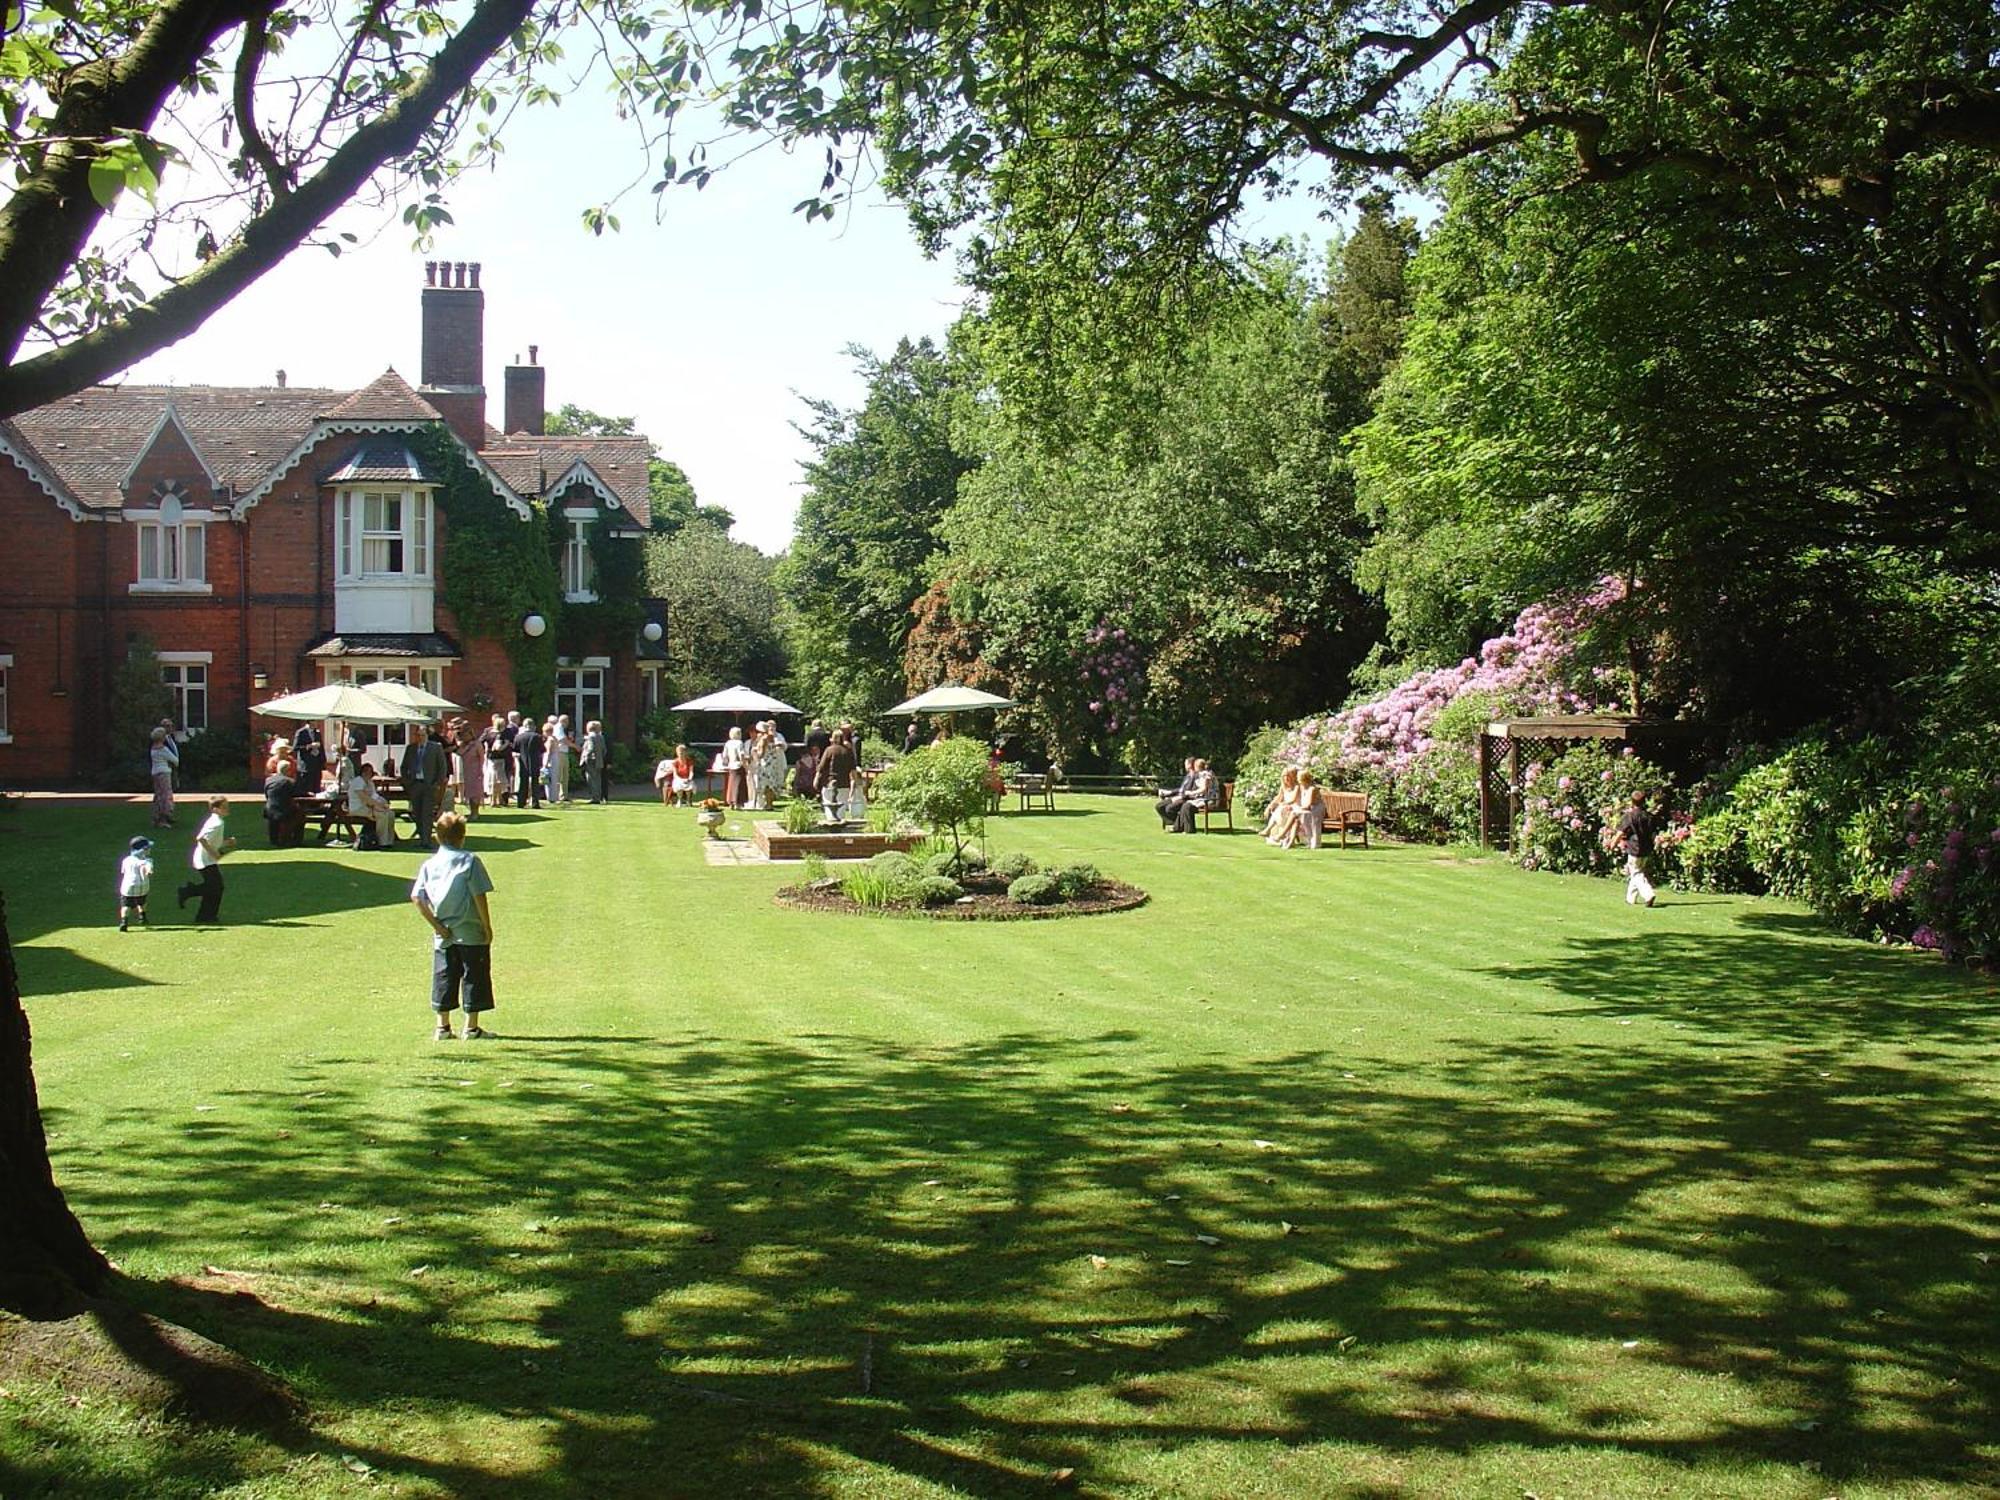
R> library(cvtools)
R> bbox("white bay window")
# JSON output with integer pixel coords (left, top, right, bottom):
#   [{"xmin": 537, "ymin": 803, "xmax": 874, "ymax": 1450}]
[{"xmin": 338, "ymin": 487, "xmax": 433, "ymax": 580}]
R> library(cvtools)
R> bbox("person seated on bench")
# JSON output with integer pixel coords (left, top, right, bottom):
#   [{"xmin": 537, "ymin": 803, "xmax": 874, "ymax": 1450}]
[
  {"xmin": 263, "ymin": 757, "xmax": 308, "ymax": 847},
  {"xmin": 1173, "ymin": 760, "xmax": 1221, "ymax": 834},
  {"xmin": 349, "ymin": 761, "xmax": 398, "ymax": 849},
  {"xmin": 1274, "ymin": 767, "xmax": 1325, "ymax": 850},
  {"xmin": 1261, "ymin": 767, "xmax": 1304, "ymax": 843},
  {"xmin": 1156, "ymin": 758, "xmax": 1197, "ymax": 830}
]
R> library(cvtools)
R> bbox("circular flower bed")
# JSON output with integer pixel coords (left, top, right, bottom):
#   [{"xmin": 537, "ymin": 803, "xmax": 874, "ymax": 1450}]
[{"xmin": 775, "ymin": 859, "xmax": 1149, "ymax": 921}]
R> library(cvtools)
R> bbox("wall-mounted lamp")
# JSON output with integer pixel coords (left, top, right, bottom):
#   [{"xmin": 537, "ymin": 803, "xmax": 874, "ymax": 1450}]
[
  {"xmin": 641, "ymin": 620, "xmax": 663, "ymax": 643},
  {"xmin": 522, "ymin": 612, "xmax": 547, "ymax": 638},
  {"xmin": 251, "ymin": 664, "xmax": 270, "ymax": 690}
]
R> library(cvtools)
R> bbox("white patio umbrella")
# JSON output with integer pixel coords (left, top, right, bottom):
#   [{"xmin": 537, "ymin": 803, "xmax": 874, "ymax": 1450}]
[
  {"xmin": 250, "ymin": 682, "xmax": 429, "ymax": 724},
  {"xmin": 884, "ymin": 683, "xmax": 1018, "ymax": 715},
  {"xmin": 363, "ymin": 678, "xmax": 460, "ymax": 713},
  {"xmin": 671, "ymin": 684, "xmax": 802, "ymax": 715}
]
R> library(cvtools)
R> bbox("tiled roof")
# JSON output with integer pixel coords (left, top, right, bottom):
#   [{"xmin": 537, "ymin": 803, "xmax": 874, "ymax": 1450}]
[
  {"xmin": 0, "ymin": 417, "xmax": 88, "ymax": 514},
  {"xmin": 480, "ymin": 436, "xmax": 654, "ymax": 527},
  {"xmin": 322, "ymin": 369, "xmax": 441, "ymax": 423},
  {"xmin": 321, "ymin": 438, "xmax": 439, "ymax": 484},
  {"xmin": 304, "ymin": 631, "xmax": 463, "ymax": 659},
  {"xmin": 10, "ymin": 383, "xmax": 342, "ymax": 510}
]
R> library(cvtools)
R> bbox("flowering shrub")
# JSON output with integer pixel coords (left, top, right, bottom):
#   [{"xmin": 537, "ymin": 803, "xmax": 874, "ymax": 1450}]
[
  {"xmin": 1246, "ymin": 578, "xmax": 1628, "ymax": 838},
  {"xmin": 1681, "ymin": 733, "xmax": 1998, "ymax": 964},
  {"xmin": 1518, "ymin": 742, "xmax": 1680, "ymax": 876},
  {"xmin": 1080, "ymin": 622, "xmax": 1145, "ymax": 739}
]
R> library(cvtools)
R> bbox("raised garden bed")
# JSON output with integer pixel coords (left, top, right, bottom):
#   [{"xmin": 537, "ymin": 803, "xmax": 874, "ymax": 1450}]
[
  {"xmin": 774, "ymin": 872, "xmax": 1150, "ymax": 921},
  {"xmin": 751, "ymin": 820, "xmax": 921, "ymax": 861}
]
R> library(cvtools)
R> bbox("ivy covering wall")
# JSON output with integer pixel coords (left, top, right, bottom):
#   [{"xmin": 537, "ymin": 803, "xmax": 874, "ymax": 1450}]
[{"xmin": 411, "ymin": 425, "xmax": 561, "ymax": 711}]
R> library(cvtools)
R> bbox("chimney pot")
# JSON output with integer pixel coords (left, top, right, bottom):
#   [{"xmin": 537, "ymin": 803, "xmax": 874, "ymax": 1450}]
[
  {"xmin": 469, "ymin": 262, "xmax": 481, "ymax": 289},
  {"xmin": 529, "ymin": 344, "xmax": 538, "ymax": 365},
  {"xmin": 276, "ymin": 369, "xmax": 287, "ymax": 388},
  {"xmin": 454, "ymin": 260, "xmax": 467, "ymax": 288},
  {"xmin": 424, "ymin": 260, "xmax": 436, "ymax": 286}
]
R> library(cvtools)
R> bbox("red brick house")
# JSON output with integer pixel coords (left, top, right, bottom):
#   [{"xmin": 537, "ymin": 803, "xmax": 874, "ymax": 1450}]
[{"xmin": 0, "ymin": 262, "xmax": 669, "ymax": 784}]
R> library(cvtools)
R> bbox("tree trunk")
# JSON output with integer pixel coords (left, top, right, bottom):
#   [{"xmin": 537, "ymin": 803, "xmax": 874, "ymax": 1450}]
[{"xmin": 0, "ymin": 890, "xmax": 111, "ymax": 1315}]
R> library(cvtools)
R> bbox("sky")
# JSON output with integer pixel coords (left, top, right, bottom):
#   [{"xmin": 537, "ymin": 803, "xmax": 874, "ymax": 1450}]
[
  {"xmin": 123, "ymin": 96, "xmax": 973, "ymax": 554},
  {"xmin": 116, "ymin": 51, "xmax": 1342, "ymax": 556}
]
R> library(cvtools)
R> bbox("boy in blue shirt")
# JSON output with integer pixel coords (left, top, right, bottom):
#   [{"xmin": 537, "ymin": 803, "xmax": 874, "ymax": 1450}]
[{"xmin": 409, "ymin": 811, "xmax": 498, "ymax": 1041}]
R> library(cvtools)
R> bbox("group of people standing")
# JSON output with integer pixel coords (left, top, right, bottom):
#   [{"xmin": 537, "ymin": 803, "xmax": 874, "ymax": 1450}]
[{"xmin": 460, "ymin": 710, "xmax": 611, "ymax": 813}]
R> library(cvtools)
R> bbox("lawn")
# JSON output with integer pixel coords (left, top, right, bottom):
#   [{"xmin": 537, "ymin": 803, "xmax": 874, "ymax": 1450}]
[{"xmin": 1, "ymin": 793, "xmax": 1994, "ymax": 1499}]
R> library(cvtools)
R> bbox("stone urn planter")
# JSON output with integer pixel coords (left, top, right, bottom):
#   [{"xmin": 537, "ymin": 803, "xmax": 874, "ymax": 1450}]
[{"xmin": 695, "ymin": 808, "xmax": 726, "ymax": 838}]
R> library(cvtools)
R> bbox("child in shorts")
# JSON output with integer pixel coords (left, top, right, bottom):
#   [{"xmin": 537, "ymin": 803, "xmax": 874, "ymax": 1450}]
[{"xmin": 118, "ymin": 835, "xmax": 153, "ymax": 931}]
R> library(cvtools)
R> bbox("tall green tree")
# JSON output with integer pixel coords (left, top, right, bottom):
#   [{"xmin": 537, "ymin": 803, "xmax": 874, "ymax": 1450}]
[
  {"xmin": 1354, "ymin": 135, "xmax": 1999, "ymax": 734},
  {"xmin": 936, "ymin": 243, "xmax": 1399, "ymax": 771},
  {"xmin": 700, "ymin": 0, "xmax": 1999, "ymax": 411},
  {"xmin": 645, "ymin": 524, "xmax": 788, "ymax": 696},
  {"xmin": 779, "ymin": 338, "xmax": 977, "ymax": 717}
]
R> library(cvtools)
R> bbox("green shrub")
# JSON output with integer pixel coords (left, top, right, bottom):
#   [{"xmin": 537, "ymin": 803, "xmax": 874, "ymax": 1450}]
[
  {"xmin": 180, "ymin": 726, "xmax": 253, "ymax": 791},
  {"xmin": 840, "ymin": 868, "xmax": 900, "ymax": 908},
  {"xmin": 1007, "ymin": 873, "xmax": 1060, "ymax": 905},
  {"xmin": 864, "ymin": 850, "xmax": 926, "ymax": 902},
  {"xmin": 916, "ymin": 874, "xmax": 964, "ymax": 906},
  {"xmin": 926, "ymin": 847, "xmax": 989, "ymax": 879},
  {"xmin": 801, "ymin": 852, "xmax": 829, "ymax": 882},
  {"xmin": 989, "ymin": 851, "xmax": 1037, "ymax": 881},
  {"xmin": 1517, "ymin": 742, "xmax": 1678, "ymax": 879},
  {"xmin": 779, "ymin": 797, "xmax": 820, "ymax": 834},
  {"xmin": 874, "ymin": 738, "xmax": 991, "ymax": 859},
  {"xmin": 1052, "ymin": 863, "xmax": 1102, "ymax": 899}
]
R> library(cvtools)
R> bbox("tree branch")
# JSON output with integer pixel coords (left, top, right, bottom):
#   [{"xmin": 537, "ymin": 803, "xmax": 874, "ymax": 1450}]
[
  {"xmin": 0, "ymin": 0, "xmax": 540, "ymax": 418},
  {"xmin": 232, "ymin": 10, "xmax": 294, "ymax": 196}
]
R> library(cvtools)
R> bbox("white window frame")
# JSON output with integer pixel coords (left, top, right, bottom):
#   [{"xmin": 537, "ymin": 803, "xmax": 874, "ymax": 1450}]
[
  {"xmin": 638, "ymin": 664, "xmax": 662, "ymax": 713},
  {"xmin": 158, "ymin": 650, "xmax": 212, "ymax": 734},
  {"xmin": 561, "ymin": 508, "xmax": 598, "ymax": 602},
  {"xmin": 129, "ymin": 494, "xmax": 212, "ymax": 594},
  {"xmin": 0, "ymin": 652, "xmax": 12, "ymax": 744},
  {"xmin": 335, "ymin": 486, "xmax": 434, "ymax": 582},
  {"xmin": 555, "ymin": 655, "xmax": 609, "ymax": 729}
]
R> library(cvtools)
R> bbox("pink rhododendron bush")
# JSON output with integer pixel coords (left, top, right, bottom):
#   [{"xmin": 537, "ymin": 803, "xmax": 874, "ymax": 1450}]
[
  {"xmin": 1240, "ymin": 578, "xmax": 1633, "ymax": 850},
  {"xmin": 1680, "ymin": 733, "xmax": 2000, "ymax": 966},
  {"xmin": 1238, "ymin": 576, "xmax": 1996, "ymax": 964}
]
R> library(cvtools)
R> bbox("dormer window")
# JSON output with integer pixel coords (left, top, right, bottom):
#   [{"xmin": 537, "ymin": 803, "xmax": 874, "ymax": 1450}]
[
  {"xmin": 131, "ymin": 487, "xmax": 210, "ymax": 593},
  {"xmin": 337, "ymin": 487, "xmax": 433, "ymax": 580}
]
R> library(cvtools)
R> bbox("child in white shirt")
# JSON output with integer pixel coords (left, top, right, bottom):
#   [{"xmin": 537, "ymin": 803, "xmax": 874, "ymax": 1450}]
[{"xmin": 118, "ymin": 835, "xmax": 153, "ymax": 932}]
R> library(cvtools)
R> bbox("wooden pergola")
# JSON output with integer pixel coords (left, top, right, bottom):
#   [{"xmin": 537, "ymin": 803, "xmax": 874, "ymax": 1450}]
[{"xmin": 1476, "ymin": 715, "xmax": 1693, "ymax": 848}]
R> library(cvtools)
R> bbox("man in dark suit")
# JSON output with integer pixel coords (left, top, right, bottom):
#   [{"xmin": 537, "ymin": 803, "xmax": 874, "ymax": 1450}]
[
  {"xmin": 292, "ymin": 721, "xmax": 326, "ymax": 792},
  {"xmin": 514, "ymin": 711, "xmax": 544, "ymax": 808},
  {"xmin": 402, "ymin": 723, "xmax": 449, "ymax": 847},
  {"xmin": 1156, "ymin": 758, "xmax": 1198, "ymax": 830}
]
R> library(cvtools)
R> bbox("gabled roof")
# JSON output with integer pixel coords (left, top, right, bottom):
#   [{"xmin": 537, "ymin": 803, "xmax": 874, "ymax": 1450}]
[
  {"xmin": 120, "ymin": 402, "xmax": 220, "ymax": 496},
  {"xmin": 323, "ymin": 369, "xmax": 442, "ymax": 423},
  {"xmin": 9, "ymin": 383, "xmax": 341, "ymax": 511},
  {"xmin": 480, "ymin": 435, "xmax": 653, "ymax": 527},
  {"xmin": 0, "ymin": 418, "xmax": 89, "ymax": 517}
]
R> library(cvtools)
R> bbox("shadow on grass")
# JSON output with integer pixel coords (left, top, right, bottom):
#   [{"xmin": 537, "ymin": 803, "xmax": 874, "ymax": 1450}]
[
  {"xmin": 38, "ymin": 1020, "xmax": 2000, "ymax": 1498},
  {"xmin": 1481, "ymin": 908, "xmax": 1997, "ymax": 1043}
]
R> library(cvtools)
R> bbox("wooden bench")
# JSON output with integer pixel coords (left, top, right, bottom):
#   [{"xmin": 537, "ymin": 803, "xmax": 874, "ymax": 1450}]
[
  {"xmin": 1317, "ymin": 789, "xmax": 1371, "ymax": 848},
  {"xmin": 1200, "ymin": 780, "xmax": 1235, "ymax": 832}
]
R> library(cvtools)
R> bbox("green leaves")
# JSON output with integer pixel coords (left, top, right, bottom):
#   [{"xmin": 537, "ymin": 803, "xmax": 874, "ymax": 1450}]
[{"xmin": 83, "ymin": 132, "xmax": 171, "ymax": 208}]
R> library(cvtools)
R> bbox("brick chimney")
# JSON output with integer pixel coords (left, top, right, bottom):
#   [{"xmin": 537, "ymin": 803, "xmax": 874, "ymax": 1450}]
[
  {"xmin": 419, "ymin": 259, "xmax": 486, "ymax": 447},
  {"xmin": 503, "ymin": 344, "xmax": 546, "ymax": 436}
]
